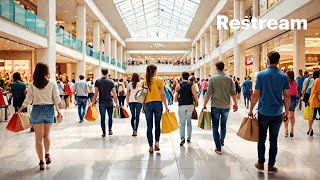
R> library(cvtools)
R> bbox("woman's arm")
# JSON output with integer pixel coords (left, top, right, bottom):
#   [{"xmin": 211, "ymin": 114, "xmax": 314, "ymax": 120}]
[
  {"xmin": 126, "ymin": 85, "xmax": 130, "ymax": 107},
  {"xmin": 191, "ymin": 84, "xmax": 199, "ymax": 107}
]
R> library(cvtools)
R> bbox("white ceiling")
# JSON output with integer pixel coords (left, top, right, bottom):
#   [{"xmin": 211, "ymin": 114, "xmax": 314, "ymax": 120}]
[{"xmin": 0, "ymin": 38, "xmax": 34, "ymax": 51}]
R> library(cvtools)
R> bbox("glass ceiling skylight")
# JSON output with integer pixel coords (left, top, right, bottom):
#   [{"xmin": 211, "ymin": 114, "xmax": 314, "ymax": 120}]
[{"xmin": 113, "ymin": 0, "xmax": 201, "ymax": 38}]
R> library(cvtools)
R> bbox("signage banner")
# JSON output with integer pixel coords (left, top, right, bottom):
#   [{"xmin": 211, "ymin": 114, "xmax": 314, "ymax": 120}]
[{"xmin": 245, "ymin": 56, "xmax": 253, "ymax": 66}]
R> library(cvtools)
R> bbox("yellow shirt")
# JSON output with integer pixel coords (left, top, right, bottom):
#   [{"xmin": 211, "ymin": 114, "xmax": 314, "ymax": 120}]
[
  {"xmin": 143, "ymin": 77, "xmax": 164, "ymax": 103},
  {"xmin": 310, "ymin": 78, "xmax": 320, "ymax": 108}
]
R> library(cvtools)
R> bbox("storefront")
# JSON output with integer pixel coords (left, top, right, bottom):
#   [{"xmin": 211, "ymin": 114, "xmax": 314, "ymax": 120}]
[
  {"xmin": 244, "ymin": 56, "xmax": 253, "ymax": 78},
  {"xmin": 259, "ymin": 0, "xmax": 280, "ymax": 15}
]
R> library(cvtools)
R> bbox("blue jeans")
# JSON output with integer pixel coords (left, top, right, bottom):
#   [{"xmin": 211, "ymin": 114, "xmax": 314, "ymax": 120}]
[
  {"xmin": 99, "ymin": 104, "xmax": 114, "ymax": 135},
  {"xmin": 258, "ymin": 113, "xmax": 282, "ymax": 167},
  {"xmin": 77, "ymin": 96, "xmax": 87, "ymax": 121},
  {"xmin": 202, "ymin": 89, "xmax": 207, "ymax": 97},
  {"xmin": 211, "ymin": 107, "xmax": 230, "ymax": 148},
  {"xmin": 129, "ymin": 102, "xmax": 142, "ymax": 132},
  {"xmin": 178, "ymin": 105, "xmax": 194, "ymax": 140},
  {"xmin": 243, "ymin": 93, "xmax": 251, "ymax": 107},
  {"xmin": 144, "ymin": 102, "xmax": 163, "ymax": 147}
]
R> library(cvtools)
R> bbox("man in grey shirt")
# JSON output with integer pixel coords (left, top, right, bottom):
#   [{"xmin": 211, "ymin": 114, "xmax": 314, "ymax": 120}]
[
  {"xmin": 73, "ymin": 75, "xmax": 89, "ymax": 123},
  {"xmin": 203, "ymin": 61, "xmax": 238, "ymax": 154}
]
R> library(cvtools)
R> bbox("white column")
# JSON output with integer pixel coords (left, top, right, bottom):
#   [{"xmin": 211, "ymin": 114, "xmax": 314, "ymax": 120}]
[
  {"xmin": 239, "ymin": 0, "xmax": 245, "ymax": 21},
  {"xmin": 37, "ymin": 0, "xmax": 56, "ymax": 79},
  {"xmin": 112, "ymin": 40, "xmax": 118, "ymax": 79},
  {"xmin": 199, "ymin": 67, "xmax": 203, "ymax": 81},
  {"xmin": 203, "ymin": 65, "xmax": 207, "ymax": 79},
  {"xmin": 233, "ymin": 0, "xmax": 241, "ymax": 77},
  {"xmin": 252, "ymin": 0, "xmax": 259, "ymax": 17},
  {"xmin": 195, "ymin": 41, "xmax": 200, "ymax": 63},
  {"xmin": 252, "ymin": 45, "xmax": 261, "ymax": 82},
  {"xmin": 76, "ymin": 5, "xmax": 86, "ymax": 78},
  {"xmin": 239, "ymin": 49, "xmax": 246, "ymax": 80},
  {"xmin": 66, "ymin": 63, "xmax": 72, "ymax": 81},
  {"xmin": 210, "ymin": 25, "xmax": 213, "ymax": 53},
  {"xmin": 199, "ymin": 36, "xmax": 204, "ymax": 59},
  {"xmin": 293, "ymin": 30, "xmax": 306, "ymax": 77},
  {"xmin": 218, "ymin": 28, "xmax": 224, "ymax": 61},
  {"xmin": 104, "ymin": 33, "xmax": 111, "ymax": 71},
  {"xmin": 205, "ymin": 31, "xmax": 210, "ymax": 56},
  {"xmin": 210, "ymin": 60, "xmax": 215, "ymax": 75},
  {"xmin": 191, "ymin": 47, "xmax": 195, "ymax": 64},
  {"xmin": 212, "ymin": 26, "xmax": 218, "ymax": 50},
  {"xmin": 93, "ymin": 21, "xmax": 100, "ymax": 51}
]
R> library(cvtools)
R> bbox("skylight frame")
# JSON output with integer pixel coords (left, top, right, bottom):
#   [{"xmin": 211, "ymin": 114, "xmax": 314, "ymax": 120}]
[{"xmin": 113, "ymin": 0, "xmax": 201, "ymax": 38}]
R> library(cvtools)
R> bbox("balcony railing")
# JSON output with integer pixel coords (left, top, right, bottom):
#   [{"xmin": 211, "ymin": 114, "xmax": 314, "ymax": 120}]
[
  {"xmin": 122, "ymin": 64, "xmax": 126, "ymax": 70},
  {"xmin": 101, "ymin": 54, "xmax": 109, "ymax": 63},
  {"xmin": 86, "ymin": 45, "xmax": 100, "ymax": 60},
  {"xmin": 110, "ymin": 58, "xmax": 116, "ymax": 66},
  {"xmin": 0, "ymin": 0, "xmax": 46, "ymax": 36},
  {"xmin": 56, "ymin": 27, "xmax": 82, "ymax": 52},
  {"xmin": 117, "ymin": 61, "xmax": 121, "ymax": 68}
]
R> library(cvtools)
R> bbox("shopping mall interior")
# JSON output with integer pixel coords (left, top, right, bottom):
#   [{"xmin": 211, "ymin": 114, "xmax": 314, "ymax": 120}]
[{"xmin": 0, "ymin": 0, "xmax": 320, "ymax": 179}]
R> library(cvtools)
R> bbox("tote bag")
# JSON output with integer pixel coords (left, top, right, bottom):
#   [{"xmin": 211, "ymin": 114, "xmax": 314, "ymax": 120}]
[
  {"xmin": 6, "ymin": 114, "xmax": 24, "ymax": 132},
  {"xmin": 120, "ymin": 107, "xmax": 130, "ymax": 118},
  {"xmin": 161, "ymin": 112, "xmax": 179, "ymax": 134},
  {"xmin": 198, "ymin": 109, "xmax": 212, "ymax": 130},
  {"xmin": 84, "ymin": 106, "xmax": 99, "ymax": 121},
  {"xmin": 135, "ymin": 88, "xmax": 148, "ymax": 103},
  {"xmin": 113, "ymin": 107, "xmax": 119, "ymax": 119},
  {"xmin": 17, "ymin": 113, "xmax": 31, "ymax": 129},
  {"xmin": 304, "ymin": 106, "xmax": 314, "ymax": 121},
  {"xmin": 237, "ymin": 116, "xmax": 259, "ymax": 142}
]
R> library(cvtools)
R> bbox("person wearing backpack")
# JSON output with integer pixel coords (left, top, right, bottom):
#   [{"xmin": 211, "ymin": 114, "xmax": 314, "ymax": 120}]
[
  {"xmin": 174, "ymin": 72, "xmax": 199, "ymax": 146},
  {"xmin": 118, "ymin": 79, "xmax": 126, "ymax": 107}
]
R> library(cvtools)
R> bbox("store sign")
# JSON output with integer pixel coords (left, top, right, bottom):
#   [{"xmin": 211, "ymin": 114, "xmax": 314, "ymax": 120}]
[
  {"xmin": 245, "ymin": 56, "xmax": 253, "ymax": 66},
  {"xmin": 306, "ymin": 54, "xmax": 320, "ymax": 63}
]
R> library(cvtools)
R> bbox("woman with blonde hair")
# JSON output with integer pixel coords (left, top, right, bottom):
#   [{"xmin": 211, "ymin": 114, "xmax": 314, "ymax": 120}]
[
  {"xmin": 143, "ymin": 64, "xmax": 169, "ymax": 153},
  {"xmin": 17, "ymin": 63, "xmax": 62, "ymax": 170}
]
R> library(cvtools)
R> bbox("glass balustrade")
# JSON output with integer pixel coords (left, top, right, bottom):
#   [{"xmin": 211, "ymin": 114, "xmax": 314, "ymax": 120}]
[
  {"xmin": 122, "ymin": 64, "xmax": 126, "ymax": 70},
  {"xmin": 56, "ymin": 27, "xmax": 82, "ymax": 52},
  {"xmin": 102, "ymin": 54, "xmax": 109, "ymax": 63},
  {"xmin": 111, "ymin": 58, "xmax": 116, "ymax": 65},
  {"xmin": 117, "ymin": 61, "xmax": 121, "ymax": 68},
  {"xmin": 0, "ymin": 0, "xmax": 46, "ymax": 36},
  {"xmin": 86, "ymin": 45, "xmax": 100, "ymax": 60}
]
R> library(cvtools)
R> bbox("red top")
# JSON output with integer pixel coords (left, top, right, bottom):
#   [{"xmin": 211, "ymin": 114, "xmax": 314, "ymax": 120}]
[{"xmin": 289, "ymin": 81, "xmax": 298, "ymax": 96}]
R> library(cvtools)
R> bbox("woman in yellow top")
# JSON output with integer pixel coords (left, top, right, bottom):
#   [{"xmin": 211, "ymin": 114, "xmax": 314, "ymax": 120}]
[
  {"xmin": 308, "ymin": 70, "xmax": 320, "ymax": 137},
  {"xmin": 143, "ymin": 64, "xmax": 169, "ymax": 153}
]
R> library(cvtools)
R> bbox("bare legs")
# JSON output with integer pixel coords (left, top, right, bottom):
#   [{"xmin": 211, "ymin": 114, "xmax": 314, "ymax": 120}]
[
  {"xmin": 284, "ymin": 111, "xmax": 295, "ymax": 137},
  {"xmin": 33, "ymin": 124, "xmax": 52, "ymax": 161}
]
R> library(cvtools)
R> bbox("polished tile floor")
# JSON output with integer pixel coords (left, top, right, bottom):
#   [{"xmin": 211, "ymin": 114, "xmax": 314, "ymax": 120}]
[{"xmin": 0, "ymin": 99, "xmax": 319, "ymax": 180}]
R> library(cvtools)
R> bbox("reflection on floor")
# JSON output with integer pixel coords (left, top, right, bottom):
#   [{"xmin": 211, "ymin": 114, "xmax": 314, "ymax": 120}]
[{"xmin": 0, "ymin": 100, "xmax": 320, "ymax": 180}]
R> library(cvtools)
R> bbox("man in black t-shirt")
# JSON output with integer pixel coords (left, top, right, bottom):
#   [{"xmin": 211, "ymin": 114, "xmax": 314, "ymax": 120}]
[{"xmin": 92, "ymin": 69, "xmax": 118, "ymax": 138}]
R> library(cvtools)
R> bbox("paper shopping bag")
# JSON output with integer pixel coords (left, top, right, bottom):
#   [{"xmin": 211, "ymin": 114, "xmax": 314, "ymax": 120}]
[
  {"xmin": 304, "ymin": 105, "xmax": 314, "ymax": 121},
  {"xmin": 161, "ymin": 112, "xmax": 179, "ymax": 134},
  {"xmin": 198, "ymin": 109, "xmax": 212, "ymax": 130},
  {"xmin": 237, "ymin": 116, "xmax": 259, "ymax": 142},
  {"xmin": 17, "ymin": 113, "xmax": 31, "ymax": 130},
  {"xmin": 191, "ymin": 109, "xmax": 198, "ymax": 120},
  {"xmin": 113, "ymin": 107, "xmax": 119, "ymax": 119},
  {"xmin": 6, "ymin": 114, "xmax": 24, "ymax": 132},
  {"xmin": 85, "ymin": 106, "xmax": 99, "ymax": 121},
  {"xmin": 120, "ymin": 107, "xmax": 130, "ymax": 118}
]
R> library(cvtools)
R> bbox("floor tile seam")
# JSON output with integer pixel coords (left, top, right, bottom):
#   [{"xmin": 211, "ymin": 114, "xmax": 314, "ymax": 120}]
[{"xmin": 170, "ymin": 134, "xmax": 182, "ymax": 179}]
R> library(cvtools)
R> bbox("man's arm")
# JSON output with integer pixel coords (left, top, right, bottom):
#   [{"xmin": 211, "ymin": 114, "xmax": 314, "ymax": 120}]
[
  {"xmin": 174, "ymin": 84, "xmax": 180, "ymax": 102},
  {"xmin": 249, "ymin": 90, "xmax": 260, "ymax": 115},
  {"xmin": 112, "ymin": 87, "xmax": 118, "ymax": 106},
  {"xmin": 203, "ymin": 80, "xmax": 213, "ymax": 108},
  {"xmin": 91, "ymin": 87, "xmax": 99, "ymax": 105},
  {"xmin": 230, "ymin": 80, "xmax": 238, "ymax": 112},
  {"xmin": 191, "ymin": 84, "xmax": 199, "ymax": 107}
]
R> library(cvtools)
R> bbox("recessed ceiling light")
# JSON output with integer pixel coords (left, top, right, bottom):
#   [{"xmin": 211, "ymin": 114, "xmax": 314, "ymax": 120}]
[{"xmin": 65, "ymin": 10, "xmax": 67, "ymax": 13}]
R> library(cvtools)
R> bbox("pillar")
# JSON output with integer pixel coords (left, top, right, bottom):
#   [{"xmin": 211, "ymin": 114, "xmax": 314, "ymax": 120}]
[
  {"xmin": 293, "ymin": 30, "xmax": 306, "ymax": 77},
  {"xmin": 205, "ymin": 31, "xmax": 210, "ymax": 56},
  {"xmin": 104, "ymin": 33, "xmax": 111, "ymax": 71},
  {"xmin": 200, "ymin": 36, "xmax": 204, "ymax": 59},
  {"xmin": 93, "ymin": 21, "xmax": 100, "ymax": 51},
  {"xmin": 66, "ymin": 63, "xmax": 72, "ymax": 81},
  {"xmin": 210, "ymin": 25, "xmax": 213, "ymax": 53},
  {"xmin": 191, "ymin": 47, "xmax": 195, "ymax": 64},
  {"xmin": 239, "ymin": 0, "xmax": 245, "ymax": 21},
  {"xmin": 212, "ymin": 26, "xmax": 218, "ymax": 50},
  {"xmin": 111, "ymin": 39, "xmax": 118, "ymax": 79},
  {"xmin": 195, "ymin": 41, "xmax": 200, "ymax": 63},
  {"xmin": 252, "ymin": 45, "xmax": 261, "ymax": 82},
  {"xmin": 199, "ymin": 67, "xmax": 203, "ymax": 81},
  {"xmin": 202, "ymin": 65, "xmax": 207, "ymax": 79},
  {"xmin": 76, "ymin": 5, "xmax": 86, "ymax": 78},
  {"xmin": 218, "ymin": 28, "xmax": 224, "ymax": 61},
  {"xmin": 233, "ymin": 0, "xmax": 241, "ymax": 77},
  {"xmin": 37, "ymin": 0, "xmax": 56, "ymax": 79},
  {"xmin": 252, "ymin": 0, "xmax": 259, "ymax": 17},
  {"xmin": 239, "ymin": 49, "xmax": 246, "ymax": 80}
]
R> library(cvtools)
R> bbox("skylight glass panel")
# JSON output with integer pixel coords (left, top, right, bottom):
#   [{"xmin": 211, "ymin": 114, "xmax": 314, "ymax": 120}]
[{"xmin": 113, "ymin": 0, "xmax": 201, "ymax": 38}]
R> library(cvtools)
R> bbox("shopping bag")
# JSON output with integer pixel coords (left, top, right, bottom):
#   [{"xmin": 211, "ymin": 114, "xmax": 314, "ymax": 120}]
[
  {"xmin": 237, "ymin": 116, "xmax": 259, "ymax": 142},
  {"xmin": 120, "ymin": 107, "xmax": 130, "ymax": 118},
  {"xmin": 55, "ymin": 115, "xmax": 63, "ymax": 123},
  {"xmin": 17, "ymin": 113, "xmax": 31, "ymax": 129},
  {"xmin": 304, "ymin": 105, "xmax": 314, "ymax": 121},
  {"xmin": 161, "ymin": 112, "xmax": 179, "ymax": 134},
  {"xmin": 6, "ymin": 114, "xmax": 24, "ymax": 132},
  {"xmin": 0, "ymin": 91, "xmax": 8, "ymax": 106},
  {"xmin": 191, "ymin": 109, "xmax": 198, "ymax": 120},
  {"xmin": 198, "ymin": 109, "xmax": 212, "ymax": 130},
  {"xmin": 59, "ymin": 97, "xmax": 66, "ymax": 109},
  {"xmin": 84, "ymin": 106, "xmax": 99, "ymax": 121},
  {"xmin": 113, "ymin": 107, "xmax": 119, "ymax": 119}
]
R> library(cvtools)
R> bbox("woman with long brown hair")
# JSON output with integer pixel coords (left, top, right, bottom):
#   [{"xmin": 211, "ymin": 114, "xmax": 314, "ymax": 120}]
[
  {"xmin": 284, "ymin": 70, "xmax": 298, "ymax": 137},
  {"xmin": 17, "ymin": 63, "xmax": 62, "ymax": 171},
  {"xmin": 126, "ymin": 73, "xmax": 142, "ymax": 136},
  {"xmin": 143, "ymin": 64, "xmax": 169, "ymax": 153}
]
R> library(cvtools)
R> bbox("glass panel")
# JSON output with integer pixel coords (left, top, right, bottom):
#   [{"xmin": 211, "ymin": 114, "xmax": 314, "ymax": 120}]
[
  {"xmin": 1, "ymin": 0, "xmax": 14, "ymax": 21},
  {"xmin": 35, "ymin": 16, "xmax": 46, "ymax": 36},
  {"xmin": 25, "ymin": 10, "xmax": 36, "ymax": 31},
  {"xmin": 56, "ymin": 26, "xmax": 82, "ymax": 52},
  {"xmin": 14, "ymin": 3, "xmax": 25, "ymax": 26}
]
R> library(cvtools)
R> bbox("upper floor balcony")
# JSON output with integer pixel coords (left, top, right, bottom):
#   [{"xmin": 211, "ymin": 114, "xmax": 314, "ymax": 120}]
[{"xmin": 126, "ymin": 64, "xmax": 191, "ymax": 75}]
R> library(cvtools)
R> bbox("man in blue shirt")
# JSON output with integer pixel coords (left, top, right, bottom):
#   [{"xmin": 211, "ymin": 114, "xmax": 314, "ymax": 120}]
[
  {"xmin": 248, "ymin": 51, "xmax": 290, "ymax": 174},
  {"xmin": 242, "ymin": 76, "xmax": 252, "ymax": 109},
  {"xmin": 296, "ymin": 69, "xmax": 305, "ymax": 110}
]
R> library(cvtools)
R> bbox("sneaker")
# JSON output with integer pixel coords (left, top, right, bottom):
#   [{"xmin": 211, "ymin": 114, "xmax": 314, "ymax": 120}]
[
  {"xmin": 180, "ymin": 138, "xmax": 185, "ymax": 146},
  {"xmin": 255, "ymin": 163, "xmax": 264, "ymax": 171},
  {"xmin": 215, "ymin": 148, "xmax": 222, "ymax": 154},
  {"xmin": 79, "ymin": 120, "xmax": 83, "ymax": 123},
  {"xmin": 109, "ymin": 131, "xmax": 113, "ymax": 135},
  {"xmin": 102, "ymin": 134, "xmax": 106, "ymax": 138},
  {"xmin": 187, "ymin": 139, "xmax": 191, "ymax": 143},
  {"xmin": 268, "ymin": 166, "xmax": 278, "ymax": 173}
]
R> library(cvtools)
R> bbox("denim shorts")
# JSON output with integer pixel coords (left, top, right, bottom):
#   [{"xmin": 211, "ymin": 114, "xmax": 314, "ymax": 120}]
[
  {"xmin": 289, "ymin": 96, "xmax": 297, "ymax": 112},
  {"xmin": 30, "ymin": 105, "xmax": 55, "ymax": 124}
]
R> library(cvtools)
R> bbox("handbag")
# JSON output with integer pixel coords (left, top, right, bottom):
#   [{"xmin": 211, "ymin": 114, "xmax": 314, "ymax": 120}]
[
  {"xmin": 191, "ymin": 109, "xmax": 198, "ymax": 120},
  {"xmin": 135, "ymin": 87, "xmax": 148, "ymax": 103},
  {"xmin": 120, "ymin": 107, "xmax": 130, "ymax": 118},
  {"xmin": 198, "ymin": 109, "xmax": 211, "ymax": 130},
  {"xmin": 304, "ymin": 105, "xmax": 314, "ymax": 121},
  {"xmin": 84, "ymin": 106, "xmax": 99, "ymax": 121},
  {"xmin": 161, "ymin": 112, "xmax": 179, "ymax": 134},
  {"xmin": 237, "ymin": 116, "xmax": 259, "ymax": 142},
  {"xmin": 17, "ymin": 113, "xmax": 31, "ymax": 129},
  {"xmin": 59, "ymin": 97, "xmax": 66, "ymax": 109}
]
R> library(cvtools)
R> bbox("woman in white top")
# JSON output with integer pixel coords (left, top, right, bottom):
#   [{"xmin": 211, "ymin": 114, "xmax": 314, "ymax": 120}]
[
  {"xmin": 126, "ymin": 73, "xmax": 142, "ymax": 136},
  {"xmin": 17, "ymin": 63, "xmax": 62, "ymax": 171}
]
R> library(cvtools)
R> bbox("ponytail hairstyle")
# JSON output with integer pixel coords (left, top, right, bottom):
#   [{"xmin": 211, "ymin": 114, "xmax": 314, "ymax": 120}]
[
  {"xmin": 131, "ymin": 73, "xmax": 140, "ymax": 89},
  {"xmin": 146, "ymin": 64, "xmax": 157, "ymax": 91}
]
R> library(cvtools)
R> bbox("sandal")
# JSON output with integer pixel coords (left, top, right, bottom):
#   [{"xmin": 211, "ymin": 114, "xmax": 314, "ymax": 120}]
[
  {"xmin": 45, "ymin": 154, "xmax": 51, "ymax": 164},
  {"xmin": 149, "ymin": 147, "xmax": 154, "ymax": 153},
  {"xmin": 39, "ymin": 160, "xmax": 45, "ymax": 171},
  {"xmin": 290, "ymin": 129, "xmax": 294, "ymax": 137},
  {"xmin": 154, "ymin": 142, "xmax": 160, "ymax": 151},
  {"xmin": 285, "ymin": 130, "xmax": 288, "ymax": 138}
]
